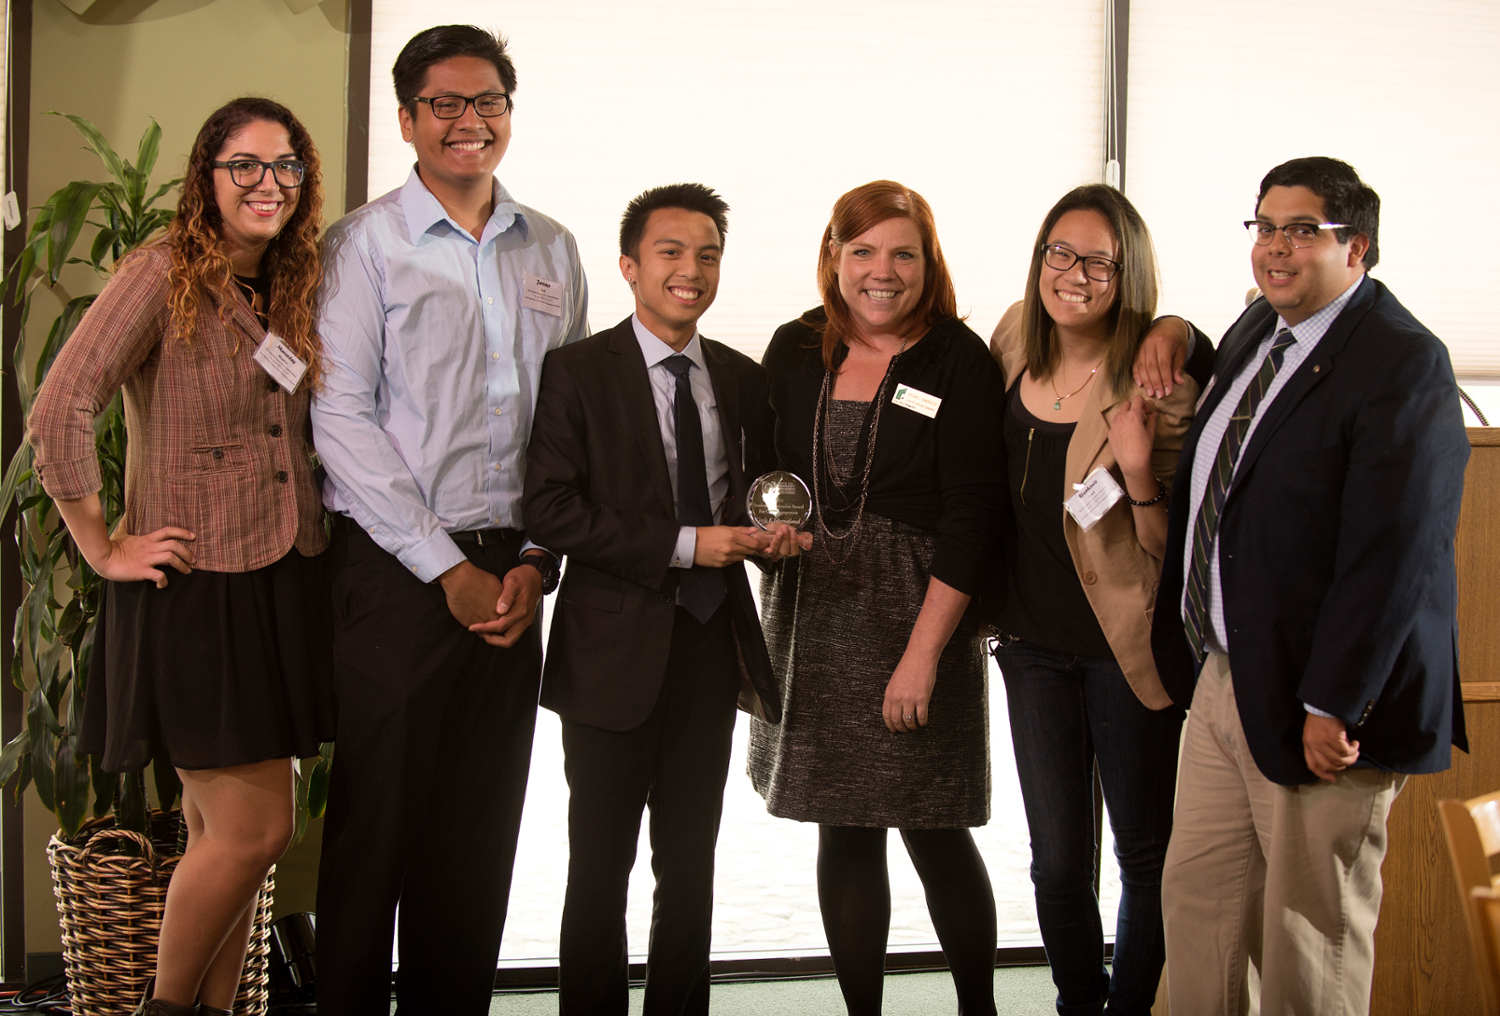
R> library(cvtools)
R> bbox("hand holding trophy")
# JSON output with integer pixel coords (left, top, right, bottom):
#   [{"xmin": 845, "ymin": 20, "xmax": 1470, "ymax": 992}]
[{"xmin": 747, "ymin": 471, "xmax": 814, "ymax": 558}]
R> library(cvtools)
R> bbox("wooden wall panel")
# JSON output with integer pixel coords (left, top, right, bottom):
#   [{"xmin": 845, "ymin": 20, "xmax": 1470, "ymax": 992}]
[{"xmin": 1372, "ymin": 430, "xmax": 1500, "ymax": 1016}]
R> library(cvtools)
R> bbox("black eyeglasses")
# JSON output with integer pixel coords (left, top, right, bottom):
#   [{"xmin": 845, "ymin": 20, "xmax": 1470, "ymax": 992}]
[
  {"xmin": 412, "ymin": 92, "xmax": 513, "ymax": 119},
  {"xmin": 211, "ymin": 160, "xmax": 306, "ymax": 189},
  {"xmin": 1041, "ymin": 243, "xmax": 1122, "ymax": 282},
  {"xmin": 1244, "ymin": 221, "xmax": 1349, "ymax": 248}
]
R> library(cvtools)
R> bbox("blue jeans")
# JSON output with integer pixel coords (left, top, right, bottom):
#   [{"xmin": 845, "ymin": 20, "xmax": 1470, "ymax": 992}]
[{"xmin": 992, "ymin": 638, "xmax": 1184, "ymax": 1016}]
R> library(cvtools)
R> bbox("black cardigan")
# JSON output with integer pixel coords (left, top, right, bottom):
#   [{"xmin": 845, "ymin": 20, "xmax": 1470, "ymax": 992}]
[{"xmin": 762, "ymin": 310, "xmax": 1007, "ymax": 596}]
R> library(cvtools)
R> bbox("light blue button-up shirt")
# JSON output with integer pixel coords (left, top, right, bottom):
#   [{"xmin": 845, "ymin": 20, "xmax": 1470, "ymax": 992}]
[
  {"xmin": 312, "ymin": 168, "xmax": 589, "ymax": 582},
  {"xmin": 1184, "ymin": 275, "xmax": 1364, "ymax": 712}
]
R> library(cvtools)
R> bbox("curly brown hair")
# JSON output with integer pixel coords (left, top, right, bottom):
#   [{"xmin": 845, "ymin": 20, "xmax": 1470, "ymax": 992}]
[{"xmin": 162, "ymin": 96, "xmax": 325, "ymax": 387}]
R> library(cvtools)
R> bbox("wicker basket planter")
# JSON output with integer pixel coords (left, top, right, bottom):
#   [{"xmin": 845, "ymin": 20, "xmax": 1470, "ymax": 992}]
[{"xmin": 47, "ymin": 811, "xmax": 275, "ymax": 1016}]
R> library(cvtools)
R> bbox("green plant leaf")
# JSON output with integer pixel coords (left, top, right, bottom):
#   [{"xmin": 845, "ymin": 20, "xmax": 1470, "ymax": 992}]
[
  {"xmin": 30, "ymin": 723, "xmax": 55, "ymax": 812},
  {"xmin": 50, "ymin": 113, "xmax": 128, "ymax": 188},
  {"xmin": 90, "ymin": 756, "xmax": 117, "ymax": 818},
  {"xmin": 146, "ymin": 178, "xmax": 180, "ymax": 208},
  {"xmin": 0, "ymin": 447, "xmax": 33, "ymax": 531},
  {"xmin": 54, "ymin": 735, "xmax": 89, "ymax": 835},
  {"xmin": 151, "ymin": 749, "xmax": 180, "ymax": 812},
  {"xmin": 0, "ymin": 728, "xmax": 32, "ymax": 788},
  {"xmin": 15, "ymin": 753, "xmax": 32, "ymax": 799},
  {"xmin": 35, "ymin": 295, "xmax": 98, "ymax": 390},
  {"xmin": 116, "ymin": 770, "xmax": 146, "ymax": 835},
  {"xmin": 44, "ymin": 181, "xmax": 104, "ymax": 285},
  {"xmin": 290, "ymin": 762, "xmax": 310, "ymax": 847},
  {"xmin": 136, "ymin": 119, "xmax": 162, "ymax": 177},
  {"xmin": 87, "ymin": 227, "xmax": 120, "ymax": 270},
  {"xmin": 307, "ymin": 742, "xmax": 333, "ymax": 819}
]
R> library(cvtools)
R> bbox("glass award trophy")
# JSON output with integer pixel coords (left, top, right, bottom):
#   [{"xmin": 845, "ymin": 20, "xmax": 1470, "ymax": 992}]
[{"xmin": 746, "ymin": 471, "xmax": 811, "ymax": 530}]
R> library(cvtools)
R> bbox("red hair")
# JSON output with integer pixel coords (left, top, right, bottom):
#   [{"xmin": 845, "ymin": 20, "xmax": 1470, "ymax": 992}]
[{"xmin": 806, "ymin": 180, "xmax": 959, "ymax": 369}]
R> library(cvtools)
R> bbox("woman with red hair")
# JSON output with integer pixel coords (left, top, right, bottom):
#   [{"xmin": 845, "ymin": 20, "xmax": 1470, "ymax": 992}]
[
  {"xmin": 28, "ymin": 97, "xmax": 331, "ymax": 1016},
  {"xmin": 748, "ymin": 180, "xmax": 1006, "ymax": 1015}
]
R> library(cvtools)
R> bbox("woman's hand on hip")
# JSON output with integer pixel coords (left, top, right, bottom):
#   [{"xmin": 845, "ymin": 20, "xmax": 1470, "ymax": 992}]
[
  {"xmin": 100, "ymin": 527, "xmax": 197, "ymax": 588},
  {"xmin": 883, "ymin": 653, "xmax": 937, "ymax": 733}
]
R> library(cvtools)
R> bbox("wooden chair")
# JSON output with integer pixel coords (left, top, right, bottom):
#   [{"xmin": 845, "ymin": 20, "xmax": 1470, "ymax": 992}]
[{"xmin": 1439, "ymin": 791, "xmax": 1500, "ymax": 1015}]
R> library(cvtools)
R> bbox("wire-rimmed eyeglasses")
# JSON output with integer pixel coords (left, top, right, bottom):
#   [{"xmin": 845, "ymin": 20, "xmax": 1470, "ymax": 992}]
[
  {"xmin": 1244, "ymin": 221, "xmax": 1349, "ymax": 248},
  {"xmin": 412, "ymin": 92, "xmax": 513, "ymax": 119},
  {"xmin": 1041, "ymin": 243, "xmax": 1122, "ymax": 282},
  {"xmin": 211, "ymin": 160, "xmax": 306, "ymax": 189}
]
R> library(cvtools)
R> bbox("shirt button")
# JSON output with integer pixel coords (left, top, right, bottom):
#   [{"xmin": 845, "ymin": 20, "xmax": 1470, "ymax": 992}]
[
  {"xmin": 1083, "ymin": 571, "xmax": 1097, "ymax": 584},
  {"xmin": 211, "ymin": 448, "xmax": 224, "ymax": 460},
  {"xmin": 494, "ymin": 407, "xmax": 503, "ymax": 416},
  {"xmin": 274, "ymin": 470, "xmax": 288, "ymax": 483},
  {"xmin": 486, "ymin": 297, "xmax": 494, "ymax": 305},
  {"xmin": 493, "ymin": 463, "xmax": 501, "ymax": 471},
  {"xmin": 492, "ymin": 351, "xmax": 500, "ymax": 359},
  {"xmin": 269, "ymin": 424, "xmax": 283, "ymax": 438},
  {"xmin": 267, "ymin": 380, "xmax": 279, "ymax": 393}
]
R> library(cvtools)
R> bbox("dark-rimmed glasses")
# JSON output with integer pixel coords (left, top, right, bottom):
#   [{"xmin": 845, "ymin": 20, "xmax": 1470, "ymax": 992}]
[
  {"xmin": 412, "ymin": 93, "xmax": 513, "ymax": 119},
  {"xmin": 1041, "ymin": 243, "xmax": 1122, "ymax": 282},
  {"xmin": 1244, "ymin": 221, "xmax": 1349, "ymax": 248},
  {"xmin": 211, "ymin": 160, "xmax": 306, "ymax": 189}
]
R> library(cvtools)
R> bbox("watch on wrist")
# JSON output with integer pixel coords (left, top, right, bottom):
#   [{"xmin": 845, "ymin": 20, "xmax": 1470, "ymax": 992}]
[{"xmin": 519, "ymin": 552, "xmax": 560, "ymax": 595}]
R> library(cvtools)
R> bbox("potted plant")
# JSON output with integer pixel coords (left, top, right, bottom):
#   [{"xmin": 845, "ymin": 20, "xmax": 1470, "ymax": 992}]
[{"xmin": 0, "ymin": 113, "xmax": 332, "ymax": 1016}]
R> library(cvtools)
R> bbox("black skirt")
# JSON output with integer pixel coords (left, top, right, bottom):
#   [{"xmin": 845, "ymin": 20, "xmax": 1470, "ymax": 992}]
[{"xmin": 80, "ymin": 548, "xmax": 335, "ymax": 772}]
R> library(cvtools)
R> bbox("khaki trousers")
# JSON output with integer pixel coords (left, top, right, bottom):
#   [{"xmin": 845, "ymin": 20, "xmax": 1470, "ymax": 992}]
[{"xmin": 1161, "ymin": 653, "xmax": 1403, "ymax": 1016}]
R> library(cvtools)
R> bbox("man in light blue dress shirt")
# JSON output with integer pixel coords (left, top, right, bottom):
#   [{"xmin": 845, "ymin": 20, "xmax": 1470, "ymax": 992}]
[{"xmin": 309, "ymin": 26, "xmax": 587, "ymax": 1015}]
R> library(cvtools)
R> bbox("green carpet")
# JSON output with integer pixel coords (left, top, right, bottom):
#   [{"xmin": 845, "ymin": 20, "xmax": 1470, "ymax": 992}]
[{"xmin": 476, "ymin": 965, "xmax": 1059, "ymax": 1014}]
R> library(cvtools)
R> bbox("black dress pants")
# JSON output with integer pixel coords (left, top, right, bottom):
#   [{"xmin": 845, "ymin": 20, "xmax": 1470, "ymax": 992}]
[
  {"xmin": 315, "ymin": 522, "xmax": 543, "ymax": 1015},
  {"xmin": 558, "ymin": 604, "xmax": 740, "ymax": 1016}
]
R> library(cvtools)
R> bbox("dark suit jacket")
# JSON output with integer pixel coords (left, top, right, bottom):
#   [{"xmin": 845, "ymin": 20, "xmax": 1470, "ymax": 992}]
[
  {"xmin": 523, "ymin": 317, "xmax": 782, "ymax": 732},
  {"xmin": 1151, "ymin": 277, "xmax": 1469, "ymax": 785}
]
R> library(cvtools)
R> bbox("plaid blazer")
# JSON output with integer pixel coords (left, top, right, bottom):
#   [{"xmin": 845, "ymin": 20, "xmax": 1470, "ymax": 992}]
[{"xmin": 28, "ymin": 242, "xmax": 326, "ymax": 572}]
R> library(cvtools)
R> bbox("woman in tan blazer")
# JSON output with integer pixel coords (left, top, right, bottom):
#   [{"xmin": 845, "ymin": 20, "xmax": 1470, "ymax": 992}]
[
  {"xmin": 29, "ymin": 98, "xmax": 328, "ymax": 1016},
  {"xmin": 986, "ymin": 184, "xmax": 1202, "ymax": 1016}
]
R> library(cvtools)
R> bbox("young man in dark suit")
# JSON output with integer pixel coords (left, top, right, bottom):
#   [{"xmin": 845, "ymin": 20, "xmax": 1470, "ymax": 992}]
[
  {"xmin": 523, "ymin": 183, "xmax": 795, "ymax": 1015},
  {"xmin": 1150, "ymin": 157, "xmax": 1469, "ymax": 1015}
]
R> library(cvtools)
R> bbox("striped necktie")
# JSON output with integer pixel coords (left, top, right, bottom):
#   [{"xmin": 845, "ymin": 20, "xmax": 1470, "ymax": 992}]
[{"xmin": 1183, "ymin": 328, "xmax": 1297, "ymax": 661}]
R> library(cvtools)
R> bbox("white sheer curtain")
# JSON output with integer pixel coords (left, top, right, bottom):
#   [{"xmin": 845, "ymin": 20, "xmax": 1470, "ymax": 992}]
[
  {"xmin": 370, "ymin": 0, "xmax": 1111, "ymax": 960},
  {"xmin": 1124, "ymin": 0, "xmax": 1500, "ymax": 378}
]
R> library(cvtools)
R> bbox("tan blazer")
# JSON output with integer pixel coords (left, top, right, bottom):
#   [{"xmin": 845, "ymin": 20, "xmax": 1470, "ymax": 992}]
[
  {"xmin": 29, "ymin": 242, "xmax": 326, "ymax": 572},
  {"xmin": 990, "ymin": 301, "xmax": 1198, "ymax": 710}
]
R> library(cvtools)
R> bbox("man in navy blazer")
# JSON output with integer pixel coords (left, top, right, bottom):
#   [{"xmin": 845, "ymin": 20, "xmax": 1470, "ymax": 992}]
[
  {"xmin": 523, "ymin": 183, "xmax": 792, "ymax": 1015},
  {"xmin": 1150, "ymin": 158, "xmax": 1468, "ymax": 1015}
]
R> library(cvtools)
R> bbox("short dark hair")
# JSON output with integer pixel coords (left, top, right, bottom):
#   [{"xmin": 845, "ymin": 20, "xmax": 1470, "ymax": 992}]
[
  {"xmin": 1256, "ymin": 157, "xmax": 1380, "ymax": 269},
  {"xmin": 1021, "ymin": 184, "xmax": 1158, "ymax": 397},
  {"xmin": 619, "ymin": 183, "xmax": 730, "ymax": 261},
  {"xmin": 392, "ymin": 25, "xmax": 517, "ymax": 111}
]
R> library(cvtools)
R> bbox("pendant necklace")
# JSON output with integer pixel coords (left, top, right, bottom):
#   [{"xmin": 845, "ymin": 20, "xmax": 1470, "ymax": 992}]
[{"xmin": 1050, "ymin": 362, "xmax": 1100, "ymax": 410}]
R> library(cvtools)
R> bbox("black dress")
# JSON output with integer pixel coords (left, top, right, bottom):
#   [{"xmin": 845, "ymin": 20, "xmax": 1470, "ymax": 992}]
[{"xmin": 746, "ymin": 312, "xmax": 1007, "ymax": 828}]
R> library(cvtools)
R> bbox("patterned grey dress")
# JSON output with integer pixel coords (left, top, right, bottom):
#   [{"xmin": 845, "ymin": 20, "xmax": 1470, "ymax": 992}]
[{"xmin": 746, "ymin": 400, "xmax": 991, "ymax": 828}]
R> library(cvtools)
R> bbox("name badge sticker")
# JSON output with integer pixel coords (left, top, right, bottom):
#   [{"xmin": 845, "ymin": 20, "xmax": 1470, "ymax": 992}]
[
  {"xmin": 892, "ymin": 383, "xmax": 942, "ymax": 419},
  {"xmin": 522, "ymin": 273, "xmax": 564, "ymax": 317},
  {"xmin": 1064, "ymin": 466, "xmax": 1125, "ymax": 531},
  {"xmin": 253, "ymin": 332, "xmax": 309, "ymax": 394}
]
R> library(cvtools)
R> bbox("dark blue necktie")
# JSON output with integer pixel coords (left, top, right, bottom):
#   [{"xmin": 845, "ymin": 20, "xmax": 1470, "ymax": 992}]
[
  {"xmin": 663, "ymin": 355, "xmax": 724, "ymax": 623},
  {"xmin": 1184, "ymin": 328, "xmax": 1297, "ymax": 660}
]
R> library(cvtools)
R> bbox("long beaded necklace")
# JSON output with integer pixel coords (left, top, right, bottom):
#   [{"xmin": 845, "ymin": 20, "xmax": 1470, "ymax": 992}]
[{"xmin": 810, "ymin": 336, "xmax": 909, "ymax": 563}]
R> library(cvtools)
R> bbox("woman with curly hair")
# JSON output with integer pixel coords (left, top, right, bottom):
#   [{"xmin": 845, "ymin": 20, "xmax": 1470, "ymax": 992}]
[{"xmin": 28, "ymin": 97, "xmax": 330, "ymax": 1016}]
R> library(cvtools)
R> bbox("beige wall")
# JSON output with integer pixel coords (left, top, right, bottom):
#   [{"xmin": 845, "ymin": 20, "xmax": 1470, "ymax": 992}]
[{"xmin": 20, "ymin": 0, "xmax": 351, "ymax": 956}]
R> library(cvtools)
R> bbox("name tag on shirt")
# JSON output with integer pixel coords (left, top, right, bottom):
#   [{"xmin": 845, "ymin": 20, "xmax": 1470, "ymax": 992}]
[
  {"xmin": 253, "ymin": 332, "xmax": 309, "ymax": 394},
  {"xmin": 522, "ymin": 273, "xmax": 563, "ymax": 316},
  {"xmin": 1065, "ymin": 466, "xmax": 1125, "ymax": 531},
  {"xmin": 892, "ymin": 383, "xmax": 941, "ymax": 418}
]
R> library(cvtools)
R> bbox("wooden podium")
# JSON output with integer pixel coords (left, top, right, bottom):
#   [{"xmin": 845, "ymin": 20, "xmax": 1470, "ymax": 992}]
[{"xmin": 1372, "ymin": 428, "xmax": 1500, "ymax": 1015}]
